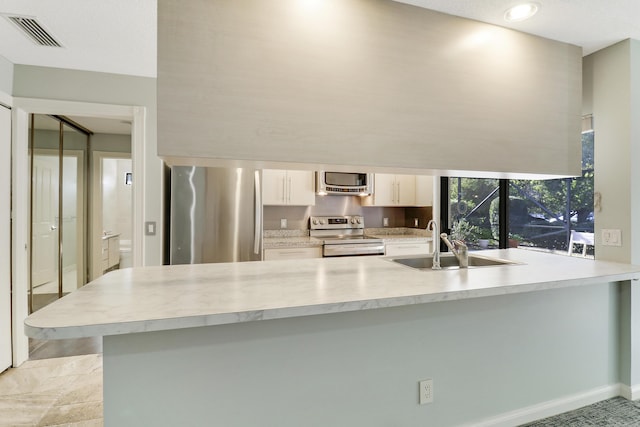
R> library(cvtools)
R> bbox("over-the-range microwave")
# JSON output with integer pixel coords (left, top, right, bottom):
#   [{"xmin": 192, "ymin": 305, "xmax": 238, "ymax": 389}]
[{"xmin": 316, "ymin": 171, "xmax": 374, "ymax": 196}]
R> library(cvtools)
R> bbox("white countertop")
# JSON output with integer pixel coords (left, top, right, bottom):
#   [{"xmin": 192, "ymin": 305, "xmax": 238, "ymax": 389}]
[
  {"xmin": 263, "ymin": 228, "xmax": 430, "ymax": 248},
  {"xmin": 263, "ymin": 236, "xmax": 323, "ymax": 249},
  {"xmin": 25, "ymin": 249, "xmax": 640, "ymax": 340},
  {"xmin": 367, "ymin": 234, "xmax": 432, "ymax": 243}
]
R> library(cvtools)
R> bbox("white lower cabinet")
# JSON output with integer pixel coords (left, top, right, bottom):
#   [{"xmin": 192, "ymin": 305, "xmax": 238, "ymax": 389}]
[
  {"xmin": 263, "ymin": 247, "xmax": 322, "ymax": 260},
  {"xmin": 102, "ymin": 235, "xmax": 120, "ymax": 272},
  {"xmin": 385, "ymin": 242, "xmax": 431, "ymax": 256}
]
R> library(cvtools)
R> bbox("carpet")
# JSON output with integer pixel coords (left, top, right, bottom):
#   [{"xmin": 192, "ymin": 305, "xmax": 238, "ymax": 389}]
[{"xmin": 521, "ymin": 397, "xmax": 640, "ymax": 426}]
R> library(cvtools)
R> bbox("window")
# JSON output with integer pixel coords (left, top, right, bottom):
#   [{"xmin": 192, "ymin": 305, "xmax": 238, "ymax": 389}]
[
  {"xmin": 447, "ymin": 177, "xmax": 500, "ymax": 249},
  {"xmin": 508, "ymin": 131, "xmax": 594, "ymax": 254},
  {"xmin": 445, "ymin": 131, "xmax": 594, "ymax": 255}
]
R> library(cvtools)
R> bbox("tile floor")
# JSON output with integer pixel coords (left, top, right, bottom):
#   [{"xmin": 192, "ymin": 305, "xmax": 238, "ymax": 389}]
[{"xmin": 0, "ymin": 354, "xmax": 103, "ymax": 426}]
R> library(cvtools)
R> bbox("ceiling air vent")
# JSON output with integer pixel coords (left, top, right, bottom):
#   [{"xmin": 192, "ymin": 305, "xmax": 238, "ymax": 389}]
[{"xmin": 3, "ymin": 15, "xmax": 63, "ymax": 47}]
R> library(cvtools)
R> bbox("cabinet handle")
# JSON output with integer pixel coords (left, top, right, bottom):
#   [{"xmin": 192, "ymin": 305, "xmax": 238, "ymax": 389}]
[
  {"xmin": 254, "ymin": 171, "xmax": 262, "ymax": 255},
  {"xmin": 288, "ymin": 177, "xmax": 292, "ymax": 203},
  {"xmin": 397, "ymin": 183, "xmax": 400, "ymax": 204},
  {"xmin": 282, "ymin": 178, "xmax": 286, "ymax": 203},
  {"xmin": 391, "ymin": 182, "xmax": 396, "ymax": 204}
]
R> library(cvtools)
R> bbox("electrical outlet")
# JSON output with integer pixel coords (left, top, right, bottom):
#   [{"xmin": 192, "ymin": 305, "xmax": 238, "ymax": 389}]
[
  {"xmin": 602, "ymin": 229, "xmax": 622, "ymax": 246},
  {"xmin": 280, "ymin": 218, "xmax": 287, "ymax": 229},
  {"xmin": 419, "ymin": 379, "xmax": 433, "ymax": 405},
  {"xmin": 383, "ymin": 218, "xmax": 389, "ymax": 227},
  {"xmin": 414, "ymin": 218, "xmax": 419, "ymax": 227}
]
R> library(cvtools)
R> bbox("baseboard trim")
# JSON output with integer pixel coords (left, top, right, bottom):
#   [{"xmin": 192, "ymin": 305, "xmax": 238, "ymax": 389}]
[
  {"xmin": 466, "ymin": 384, "xmax": 623, "ymax": 427},
  {"xmin": 619, "ymin": 383, "xmax": 640, "ymax": 401}
]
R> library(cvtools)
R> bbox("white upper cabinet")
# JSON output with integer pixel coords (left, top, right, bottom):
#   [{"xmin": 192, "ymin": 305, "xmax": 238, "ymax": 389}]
[
  {"xmin": 415, "ymin": 175, "xmax": 434, "ymax": 207},
  {"xmin": 263, "ymin": 170, "xmax": 315, "ymax": 206},
  {"xmin": 364, "ymin": 174, "xmax": 434, "ymax": 207},
  {"xmin": 395, "ymin": 175, "xmax": 416, "ymax": 206},
  {"xmin": 364, "ymin": 174, "xmax": 416, "ymax": 206},
  {"xmin": 263, "ymin": 169, "xmax": 287, "ymax": 205}
]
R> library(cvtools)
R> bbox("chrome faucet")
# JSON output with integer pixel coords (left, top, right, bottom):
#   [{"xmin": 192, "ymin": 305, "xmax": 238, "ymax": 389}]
[
  {"xmin": 440, "ymin": 233, "xmax": 469, "ymax": 268},
  {"xmin": 426, "ymin": 220, "xmax": 441, "ymax": 270}
]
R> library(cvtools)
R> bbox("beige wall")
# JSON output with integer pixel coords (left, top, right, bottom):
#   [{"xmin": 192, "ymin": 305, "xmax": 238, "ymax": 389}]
[{"xmin": 158, "ymin": 0, "xmax": 582, "ymax": 178}]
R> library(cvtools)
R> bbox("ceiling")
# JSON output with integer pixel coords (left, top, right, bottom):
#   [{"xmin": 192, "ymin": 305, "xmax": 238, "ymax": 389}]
[
  {"xmin": 0, "ymin": 0, "xmax": 156, "ymax": 78},
  {"xmin": 395, "ymin": 0, "xmax": 640, "ymax": 56},
  {"xmin": 1, "ymin": 0, "xmax": 639, "ymax": 132}
]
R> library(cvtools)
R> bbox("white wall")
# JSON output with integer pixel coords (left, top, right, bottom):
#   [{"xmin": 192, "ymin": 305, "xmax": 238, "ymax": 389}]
[
  {"xmin": 102, "ymin": 158, "xmax": 132, "ymax": 242},
  {"xmin": 582, "ymin": 38, "xmax": 640, "ymax": 394},
  {"xmin": 92, "ymin": 133, "xmax": 131, "ymax": 154},
  {"xmin": 0, "ymin": 56, "xmax": 12, "ymax": 96},
  {"xmin": 583, "ymin": 41, "xmax": 634, "ymax": 263},
  {"xmin": 0, "ymin": 55, "xmax": 11, "ymax": 372},
  {"xmin": 105, "ymin": 282, "xmax": 621, "ymax": 426},
  {"xmin": 10, "ymin": 66, "xmax": 159, "ymax": 365},
  {"xmin": 0, "ymin": 104, "xmax": 12, "ymax": 372},
  {"xmin": 0, "ymin": 57, "xmax": 12, "ymax": 371},
  {"xmin": 12, "ymin": 65, "xmax": 161, "ymax": 267}
]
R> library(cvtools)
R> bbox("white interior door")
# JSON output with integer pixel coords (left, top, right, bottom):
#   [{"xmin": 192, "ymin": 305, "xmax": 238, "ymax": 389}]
[
  {"xmin": 0, "ymin": 105, "xmax": 11, "ymax": 372},
  {"xmin": 32, "ymin": 154, "xmax": 59, "ymax": 288}
]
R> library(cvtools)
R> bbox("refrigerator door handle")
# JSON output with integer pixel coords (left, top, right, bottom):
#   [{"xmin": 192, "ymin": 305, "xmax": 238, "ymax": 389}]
[{"xmin": 254, "ymin": 171, "xmax": 262, "ymax": 255}]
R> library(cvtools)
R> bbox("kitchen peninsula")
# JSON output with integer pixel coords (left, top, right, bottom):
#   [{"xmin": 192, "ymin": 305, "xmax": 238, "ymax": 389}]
[{"xmin": 25, "ymin": 250, "xmax": 640, "ymax": 426}]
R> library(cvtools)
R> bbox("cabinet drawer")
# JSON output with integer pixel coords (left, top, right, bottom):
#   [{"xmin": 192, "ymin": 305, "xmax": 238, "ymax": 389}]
[{"xmin": 263, "ymin": 247, "xmax": 322, "ymax": 260}]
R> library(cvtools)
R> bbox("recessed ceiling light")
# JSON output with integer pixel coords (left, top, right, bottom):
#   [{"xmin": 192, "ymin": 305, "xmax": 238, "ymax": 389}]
[{"xmin": 504, "ymin": 3, "xmax": 539, "ymax": 22}]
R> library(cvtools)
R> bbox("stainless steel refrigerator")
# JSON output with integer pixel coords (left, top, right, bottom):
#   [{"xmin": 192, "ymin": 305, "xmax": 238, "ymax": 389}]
[{"xmin": 169, "ymin": 166, "xmax": 262, "ymax": 264}]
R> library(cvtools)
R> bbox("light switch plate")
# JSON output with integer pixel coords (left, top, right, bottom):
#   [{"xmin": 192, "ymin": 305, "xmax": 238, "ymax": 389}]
[
  {"xmin": 280, "ymin": 218, "xmax": 287, "ymax": 229},
  {"xmin": 602, "ymin": 229, "xmax": 622, "ymax": 246},
  {"xmin": 145, "ymin": 221, "xmax": 156, "ymax": 236}
]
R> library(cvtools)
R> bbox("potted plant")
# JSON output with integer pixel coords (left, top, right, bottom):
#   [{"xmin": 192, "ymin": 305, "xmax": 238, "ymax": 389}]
[{"xmin": 450, "ymin": 219, "xmax": 480, "ymax": 245}]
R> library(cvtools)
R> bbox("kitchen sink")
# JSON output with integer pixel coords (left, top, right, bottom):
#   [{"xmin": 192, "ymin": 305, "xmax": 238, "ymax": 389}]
[{"xmin": 388, "ymin": 253, "xmax": 521, "ymax": 270}]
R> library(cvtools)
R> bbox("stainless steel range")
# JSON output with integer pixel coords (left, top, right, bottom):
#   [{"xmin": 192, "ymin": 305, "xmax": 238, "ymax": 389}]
[{"xmin": 309, "ymin": 215, "xmax": 385, "ymax": 257}]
